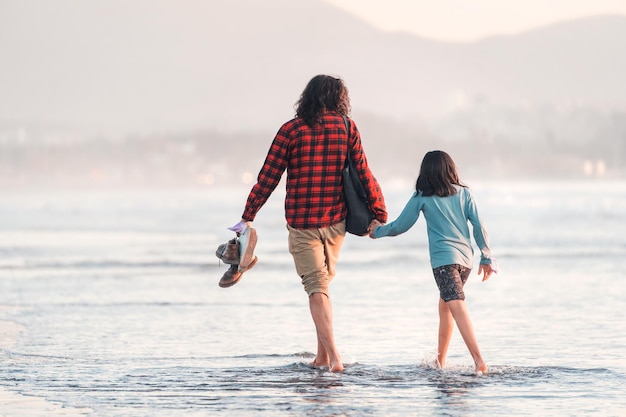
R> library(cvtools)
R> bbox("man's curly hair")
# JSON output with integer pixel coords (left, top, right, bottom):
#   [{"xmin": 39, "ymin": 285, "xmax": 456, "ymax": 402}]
[{"xmin": 295, "ymin": 75, "xmax": 350, "ymax": 127}]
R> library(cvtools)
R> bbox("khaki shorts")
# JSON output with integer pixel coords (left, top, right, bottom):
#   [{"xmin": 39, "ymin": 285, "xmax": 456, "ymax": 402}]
[{"xmin": 287, "ymin": 221, "xmax": 346, "ymax": 297}]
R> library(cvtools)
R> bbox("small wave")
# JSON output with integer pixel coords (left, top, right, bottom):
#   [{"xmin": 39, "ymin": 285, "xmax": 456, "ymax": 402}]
[
  {"xmin": 234, "ymin": 352, "xmax": 315, "ymax": 360},
  {"xmin": 3, "ymin": 354, "xmax": 624, "ymax": 416}
]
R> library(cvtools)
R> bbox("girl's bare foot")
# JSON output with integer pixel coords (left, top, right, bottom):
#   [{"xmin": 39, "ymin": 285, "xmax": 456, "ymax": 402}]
[
  {"xmin": 329, "ymin": 360, "xmax": 344, "ymax": 372},
  {"xmin": 475, "ymin": 359, "xmax": 488, "ymax": 375}
]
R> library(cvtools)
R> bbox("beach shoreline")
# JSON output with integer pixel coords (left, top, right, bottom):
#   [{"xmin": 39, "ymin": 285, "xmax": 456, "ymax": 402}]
[
  {"xmin": 0, "ymin": 307, "xmax": 23, "ymax": 351},
  {"xmin": 0, "ymin": 308, "xmax": 92, "ymax": 416},
  {"xmin": 0, "ymin": 387, "xmax": 92, "ymax": 417}
]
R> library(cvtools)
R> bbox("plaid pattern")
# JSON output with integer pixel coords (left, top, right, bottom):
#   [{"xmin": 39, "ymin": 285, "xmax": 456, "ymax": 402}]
[{"xmin": 242, "ymin": 113, "xmax": 387, "ymax": 229}]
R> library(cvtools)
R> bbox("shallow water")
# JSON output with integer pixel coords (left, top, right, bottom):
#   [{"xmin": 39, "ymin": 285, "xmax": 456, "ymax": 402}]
[{"xmin": 1, "ymin": 181, "xmax": 625, "ymax": 416}]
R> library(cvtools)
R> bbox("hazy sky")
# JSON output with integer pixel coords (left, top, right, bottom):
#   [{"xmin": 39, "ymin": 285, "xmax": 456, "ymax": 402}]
[{"xmin": 325, "ymin": 0, "xmax": 626, "ymax": 41}]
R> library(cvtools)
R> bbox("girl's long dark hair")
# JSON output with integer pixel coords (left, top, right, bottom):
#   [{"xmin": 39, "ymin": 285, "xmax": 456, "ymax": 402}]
[
  {"xmin": 415, "ymin": 150, "xmax": 466, "ymax": 197},
  {"xmin": 295, "ymin": 75, "xmax": 350, "ymax": 127}
]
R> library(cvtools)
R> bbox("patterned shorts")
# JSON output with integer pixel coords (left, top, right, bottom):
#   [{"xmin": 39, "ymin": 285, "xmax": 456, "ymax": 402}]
[{"xmin": 433, "ymin": 264, "xmax": 471, "ymax": 302}]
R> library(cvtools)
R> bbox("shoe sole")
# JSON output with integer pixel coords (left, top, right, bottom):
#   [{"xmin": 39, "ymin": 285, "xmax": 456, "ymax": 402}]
[
  {"xmin": 238, "ymin": 227, "xmax": 257, "ymax": 269},
  {"xmin": 238, "ymin": 254, "xmax": 258, "ymax": 273},
  {"xmin": 220, "ymin": 256, "xmax": 258, "ymax": 288}
]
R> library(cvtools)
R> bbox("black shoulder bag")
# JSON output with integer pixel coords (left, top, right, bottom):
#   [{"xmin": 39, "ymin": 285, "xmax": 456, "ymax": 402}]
[{"xmin": 342, "ymin": 116, "xmax": 375, "ymax": 236}]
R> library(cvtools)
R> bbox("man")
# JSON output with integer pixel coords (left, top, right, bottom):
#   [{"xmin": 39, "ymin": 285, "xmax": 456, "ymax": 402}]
[{"xmin": 233, "ymin": 74, "xmax": 387, "ymax": 372}]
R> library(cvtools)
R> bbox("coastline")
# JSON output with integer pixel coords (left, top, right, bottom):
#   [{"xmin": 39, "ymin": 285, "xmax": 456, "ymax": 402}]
[
  {"xmin": 0, "ymin": 387, "xmax": 92, "ymax": 417},
  {"xmin": 0, "ymin": 309, "xmax": 92, "ymax": 416}
]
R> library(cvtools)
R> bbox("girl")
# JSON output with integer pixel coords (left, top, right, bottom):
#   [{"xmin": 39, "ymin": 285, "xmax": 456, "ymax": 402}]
[{"xmin": 369, "ymin": 150, "xmax": 496, "ymax": 375}]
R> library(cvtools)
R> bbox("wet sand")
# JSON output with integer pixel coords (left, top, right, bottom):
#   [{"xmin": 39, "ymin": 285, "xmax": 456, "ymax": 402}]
[
  {"xmin": 1, "ymin": 312, "xmax": 92, "ymax": 416},
  {"xmin": 0, "ymin": 387, "xmax": 92, "ymax": 417}
]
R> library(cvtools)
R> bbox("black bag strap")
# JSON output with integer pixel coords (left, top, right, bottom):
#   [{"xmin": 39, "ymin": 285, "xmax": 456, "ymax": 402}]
[{"xmin": 342, "ymin": 115, "xmax": 351, "ymax": 166}]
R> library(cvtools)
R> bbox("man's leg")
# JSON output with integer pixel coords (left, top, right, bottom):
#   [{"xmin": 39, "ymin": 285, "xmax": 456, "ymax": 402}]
[
  {"xmin": 309, "ymin": 292, "xmax": 343, "ymax": 372},
  {"xmin": 288, "ymin": 222, "xmax": 345, "ymax": 372},
  {"xmin": 313, "ymin": 336, "xmax": 329, "ymax": 368}
]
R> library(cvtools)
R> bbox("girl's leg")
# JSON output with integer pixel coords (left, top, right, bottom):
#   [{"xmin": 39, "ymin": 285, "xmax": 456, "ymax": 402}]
[
  {"xmin": 446, "ymin": 299, "xmax": 487, "ymax": 374},
  {"xmin": 437, "ymin": 298, "xmax": 454, "ymax": 368}
]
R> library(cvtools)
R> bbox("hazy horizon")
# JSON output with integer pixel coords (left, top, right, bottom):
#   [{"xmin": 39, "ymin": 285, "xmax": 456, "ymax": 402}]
[{"xmin": 1, "ymin": 0, "xmax": 625, "ymax": 185}]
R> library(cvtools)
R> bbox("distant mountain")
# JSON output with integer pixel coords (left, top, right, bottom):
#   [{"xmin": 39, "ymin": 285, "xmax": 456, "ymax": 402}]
[{"xmin": 1, "ymin": 0, "xmax": 625, "ymax": 136}]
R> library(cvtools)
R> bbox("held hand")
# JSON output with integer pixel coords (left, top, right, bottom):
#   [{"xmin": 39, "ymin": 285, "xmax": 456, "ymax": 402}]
[
  {"xmin": 367, "ymin": 219, "xmax": 382, "ymax": 239},
  {"xmin": 478, "ymin": 264, "xmax": 495, "ymax": 282}
]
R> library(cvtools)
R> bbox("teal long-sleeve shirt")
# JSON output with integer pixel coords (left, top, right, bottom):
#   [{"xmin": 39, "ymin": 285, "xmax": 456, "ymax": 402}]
[{"xmin": 373, "ymin": 186, "xmax": 493, "ymax": 269}]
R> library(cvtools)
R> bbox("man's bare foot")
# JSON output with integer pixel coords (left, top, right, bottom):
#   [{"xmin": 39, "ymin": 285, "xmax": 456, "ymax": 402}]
[{"xmin": 309, "ymin": 360, "xmax": 329, "ymax": 369}]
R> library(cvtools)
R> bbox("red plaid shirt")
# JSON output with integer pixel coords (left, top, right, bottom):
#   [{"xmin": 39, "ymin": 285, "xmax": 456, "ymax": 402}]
[{"xmin": 242, "ymin": 113, "xmax": 387, "ymax": 229}]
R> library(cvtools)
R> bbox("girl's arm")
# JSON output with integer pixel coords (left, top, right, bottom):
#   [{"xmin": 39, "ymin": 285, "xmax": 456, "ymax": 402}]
[
  {"xmin": 372, "ymin": 192, "xmax": 421, "ymax": 238},
  {"xmin": 465, "ymin": 190, "xmax": 494, "ymax": 267}
]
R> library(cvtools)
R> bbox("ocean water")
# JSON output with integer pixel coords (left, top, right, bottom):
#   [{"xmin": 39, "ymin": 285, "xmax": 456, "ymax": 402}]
[{"xmin": 1, "ymin": 181, "xmax": 625, "ymax": 416}]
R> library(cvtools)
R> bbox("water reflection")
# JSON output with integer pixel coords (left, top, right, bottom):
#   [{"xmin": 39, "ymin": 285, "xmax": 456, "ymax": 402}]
[{"xmin": 433, "ymin": 380, "xmax": 471, "ymax": 412}]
